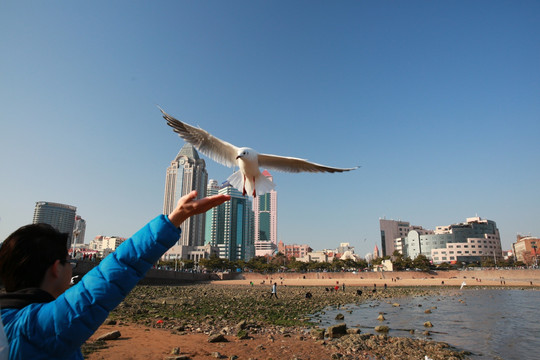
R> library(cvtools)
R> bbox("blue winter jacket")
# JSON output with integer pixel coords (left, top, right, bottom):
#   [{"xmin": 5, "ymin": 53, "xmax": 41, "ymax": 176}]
[{"xmin": 0, "ymin": 215, "xmax": 180, "ymax": 360}]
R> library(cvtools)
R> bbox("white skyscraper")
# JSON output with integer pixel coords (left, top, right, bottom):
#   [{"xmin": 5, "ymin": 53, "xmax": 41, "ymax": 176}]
[
  {"xmin": 33, "ymin": 201, "xmax": 77, "ymax": 245},
  {"xmin": 204, "ymin": 179, "xmax": 220, "ymax": 245},
  {"xmin": 73, "ymin": 215, "xmax": 86, "ymax": 245},
  {"xmin": 163, "ymin": 144, "xmax": 208, "ymax": 248}
]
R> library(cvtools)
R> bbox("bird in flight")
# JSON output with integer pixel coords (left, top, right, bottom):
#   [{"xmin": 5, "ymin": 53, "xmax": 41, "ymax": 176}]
[{"xmin": 160, "ymin": 109, "xmax": 358, "ymax": 197}]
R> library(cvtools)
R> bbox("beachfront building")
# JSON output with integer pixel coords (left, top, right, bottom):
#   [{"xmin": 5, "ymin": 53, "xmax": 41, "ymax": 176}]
[
  {"xmin": 73, "ymin": 215, "xmax": 86, "ymax": 245},
  {"xmin": 89, "ymin": 235, "xmax": 126, "ymax": 257},
  {"xmin": 33, "ymin": 201, "xmax": 77, "ymax": 245},
  {"xmin": 253, "ymin": 170, "xmax": 277, "ymax": 256},
  {"xmin": 277, "ymin": 240, "xmax": 312, "ymax": 259},
  {"xmin": 163, "ymin": 144, "xmax": 208, "ymax": 248},
  {"xmin": 379, "ymin": 218, "xmax": 432, "ymax": 256},
  {"xmin": 206, "ymin": 182, "xmax": 254, "ymax": 261},
  {"xmin": 161, "ymin": 243, "xmax": 219, "ymax": 265},
  {"xmin": 399, "ymin": 217, "xmax": 502, "ymax": 264},
  {"xmin": 296, "ymin": 250, "xmax": 334, "ymax": 263},
  {"xmin": 513, "ymin": 235, "xmax": 539, "ymax": 266}
]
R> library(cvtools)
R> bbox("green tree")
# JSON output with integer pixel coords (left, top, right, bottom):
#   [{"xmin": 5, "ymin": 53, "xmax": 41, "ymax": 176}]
[
  {"xmin": 412, "ymin": 254, "xmax": 431, "ymax": 271},
  {"xmin": 181, "ymin": 259, "xmax": 195, "ymax": 269},
  {"xmin": 245, "ymin": 256, "xmax": 269, "ymax": 272},
  {"xmin": 481, "ymin": 257, "xmax": 495, "ymax": 268},
  {"xmin": 331, "ymin": 258, "xmax": 345, "ymax": 271},
  {"xmin": 199, "ymin": 255, "xmax": 229, "ymax": 271},
  {"xmin": 288, "ymin": 259, "xmax": 308, "ymax": 272}
]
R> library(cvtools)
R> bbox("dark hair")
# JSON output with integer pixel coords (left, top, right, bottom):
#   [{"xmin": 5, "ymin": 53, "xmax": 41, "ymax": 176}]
[{"xmin": 0, "ymin": 223, "xmax": 69, "ymax": 292}]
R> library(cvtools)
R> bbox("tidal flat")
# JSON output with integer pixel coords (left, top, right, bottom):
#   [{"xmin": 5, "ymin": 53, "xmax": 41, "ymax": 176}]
[{"xmin": 99, "ymin": 284, "xmax": 472, "ymax": 359}]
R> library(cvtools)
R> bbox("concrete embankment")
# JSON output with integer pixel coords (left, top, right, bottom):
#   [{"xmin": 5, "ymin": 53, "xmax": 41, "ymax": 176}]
[{"xmin": 71, "ymin": 260, "xmax": 235, "ymax": 285}]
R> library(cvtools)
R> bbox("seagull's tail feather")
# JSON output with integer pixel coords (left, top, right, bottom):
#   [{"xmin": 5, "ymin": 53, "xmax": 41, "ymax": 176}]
[
  {"xmin": 226, "ymin": 171, "xmax": 276, "ymax": 197},
  {"xmin": 254, "ymin": 172, "xmax": 276, "ymax": 196},
  {"xmin": 227, "ymin": 171, "xmax": 244, "ymax": 193}
]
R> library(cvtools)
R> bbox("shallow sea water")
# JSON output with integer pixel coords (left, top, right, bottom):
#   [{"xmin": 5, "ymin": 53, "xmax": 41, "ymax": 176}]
[{"xmin": 312, "ymin": 288, "xmax": 540, "ymax": 360}]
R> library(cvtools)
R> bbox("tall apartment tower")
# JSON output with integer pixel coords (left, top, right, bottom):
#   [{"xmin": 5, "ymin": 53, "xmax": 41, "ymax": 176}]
[
  {"xmin": 379, "ymin": 219, "xmax": 412, "ymax": 257},
  {"xmin": 163, "ymin": 144, "xmax": 208, "ymax": 246},
  {"xmin": 33, "ymin": 201, "xmax": 77, "ymax": 245},
  {"xmin": 73, "ymin": 215, "xmax": 86, "ymax": 245},
  {"xmin": 204, "ymin": 179, "xmax": 220, "ymax": 245},
  {"xmin": 207, "ymin": 182, "xmax": 254, "ymax": 261},
  {"xmin": 253, "ymin": 170, "xmax": 277, "ymax": 256}
]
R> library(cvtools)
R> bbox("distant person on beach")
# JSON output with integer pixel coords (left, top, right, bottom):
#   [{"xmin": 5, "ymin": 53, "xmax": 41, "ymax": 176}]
[
  {"xmin": 270, "ymin": 282, "xmax": 278, "ymax": 299},
  {"xmin": 0, "ymin": 190, "xmax": 230, "ymax": 360}
]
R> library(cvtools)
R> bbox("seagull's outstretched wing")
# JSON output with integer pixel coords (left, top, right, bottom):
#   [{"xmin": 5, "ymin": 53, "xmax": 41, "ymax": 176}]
[
  {"xmin": 160, "ymin": 109, "xmax": 238, "ymax": 168},
  {"xmin": 258, "ymin": 153, "xmax": 358, "ymax": 173}
]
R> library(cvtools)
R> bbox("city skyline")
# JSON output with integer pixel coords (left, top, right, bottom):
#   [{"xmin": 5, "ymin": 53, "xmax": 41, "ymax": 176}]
[{"xmin": 1, "ymin": 1, "xmax": 539, "ymax": 256}]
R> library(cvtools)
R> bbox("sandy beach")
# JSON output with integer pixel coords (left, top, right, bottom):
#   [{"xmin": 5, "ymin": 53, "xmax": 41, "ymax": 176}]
[
  {"xmin": 85, "ymin": 269, "xmax": 539, "ymax": 360},
  {"xmin": 214, "ymin": 268, "xmax": 539, "ymax": 287}
]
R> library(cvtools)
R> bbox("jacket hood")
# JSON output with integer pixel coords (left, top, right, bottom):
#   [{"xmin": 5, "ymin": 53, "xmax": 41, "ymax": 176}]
[{"xmin": 0, "ymin": 288, "xmax": 54, "ymax": 310}]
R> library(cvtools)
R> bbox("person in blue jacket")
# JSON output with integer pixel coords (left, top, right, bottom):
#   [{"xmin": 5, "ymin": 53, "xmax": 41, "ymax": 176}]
[{"xmin": 0, "ymin": 190, "xmax": 230, "ymax": 360}]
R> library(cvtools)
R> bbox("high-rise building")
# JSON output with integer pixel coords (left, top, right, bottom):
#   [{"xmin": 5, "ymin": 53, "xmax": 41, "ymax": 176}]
[
  {"xmin": 208, "ymin": 182, "xmax": 254, "ymax": 261},
  {"xmin": 204, "ymin": 179, "xmax": 220, "ymax": 245},
  {"xmin": 253, "ymin": 170, "xmax": 277, "ymax": 256},
  {"xmin": 33, "ymin": 201, "xmax": 77, "ymax": 245},
  {"xmin": 73, "ymin": 215, "xmax": 86, "ymax": 245},
  {"xmin": 379, "ymin": 219, "xmax": 431, "ymax": 256},
  {"xmin": 163, "ymin": 144, "xmax": 208, "ymax": 249}
]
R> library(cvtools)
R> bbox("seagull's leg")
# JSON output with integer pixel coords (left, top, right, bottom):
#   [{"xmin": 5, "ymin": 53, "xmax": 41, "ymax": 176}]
[
  {"xmin": 242, "ymin": 174, "xmax": 247, "ymax": 196},
  {"xmin": 252, "ymin": 176, "xmax": 256, "ymax": 197}
]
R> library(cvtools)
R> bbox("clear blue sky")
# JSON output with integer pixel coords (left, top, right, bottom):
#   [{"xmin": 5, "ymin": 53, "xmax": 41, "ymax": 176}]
[{"xmin": 1, "ymin": 1, "xmax": 539, "ymax": 257}]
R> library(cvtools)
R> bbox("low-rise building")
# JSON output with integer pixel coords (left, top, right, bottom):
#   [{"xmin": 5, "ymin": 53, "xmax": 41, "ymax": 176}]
[
  {"xmin": 277, "ymin": 240, "xmax": 312, "ymax": 259},
  {"xmin": 513, "ymin": 235, "xmax": 539, "ymax": 266},
  {"xmin": 89, "ymin": 235, "xmax": 126, "ymax": 257},
  {"xmin": 296, "ymin": 250, "xmax": 334, "ymax": 263},
  {"xmin": 161, "ymin": 243, "xmax": 219, "ymax": 264}
]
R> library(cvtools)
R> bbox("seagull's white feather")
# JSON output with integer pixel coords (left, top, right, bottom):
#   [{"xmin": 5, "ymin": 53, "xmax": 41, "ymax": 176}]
[
  {"xmin": 258, "ymin": 153, "xmax": 358, "ymax": 173},
  {"xmin": 160, "ymin": 109, "xmax": 238, "ymax": 168}
]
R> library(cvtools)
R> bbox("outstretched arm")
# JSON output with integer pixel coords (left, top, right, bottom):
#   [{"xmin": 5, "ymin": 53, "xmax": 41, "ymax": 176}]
[
  {"xmin": 168, "ymin": 190, "xmax": 231, "ymax": 227},
  {"xmin": 21, "ymin": 192, "xmax": 230, "ymax": 359}
]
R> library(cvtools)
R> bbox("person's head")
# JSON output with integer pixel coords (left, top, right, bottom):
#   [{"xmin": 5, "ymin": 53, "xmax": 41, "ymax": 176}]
[{"xmin": 0, "ymin": 223, "xmax": 71, "ymax": 296}]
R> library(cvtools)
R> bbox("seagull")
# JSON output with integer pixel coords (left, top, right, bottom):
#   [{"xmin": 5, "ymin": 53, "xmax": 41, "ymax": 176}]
[{"xmin": 160, "ymin": 108, "xmax": 358, "ymax": 197}]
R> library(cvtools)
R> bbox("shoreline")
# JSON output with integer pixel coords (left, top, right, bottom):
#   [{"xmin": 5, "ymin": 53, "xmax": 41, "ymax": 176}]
[
  {"xmin": 84, "ymin": 282, "xmax": 537, "ymax": 359},
  {"xmin": 212, "ymin": 268, "xmax": 540, "ymax": 288}
]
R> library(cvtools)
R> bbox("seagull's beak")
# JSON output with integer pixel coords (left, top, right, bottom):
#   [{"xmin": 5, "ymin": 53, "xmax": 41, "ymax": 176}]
[{"xmin": 236, "ymin": 155, "xmax": 242, "ymax": 160}]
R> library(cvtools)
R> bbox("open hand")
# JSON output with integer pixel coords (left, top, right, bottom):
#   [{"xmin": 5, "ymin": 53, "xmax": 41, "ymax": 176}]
[{"xmin": 168, "ymin": 190, "xmax": 231, "ymax": 227}]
